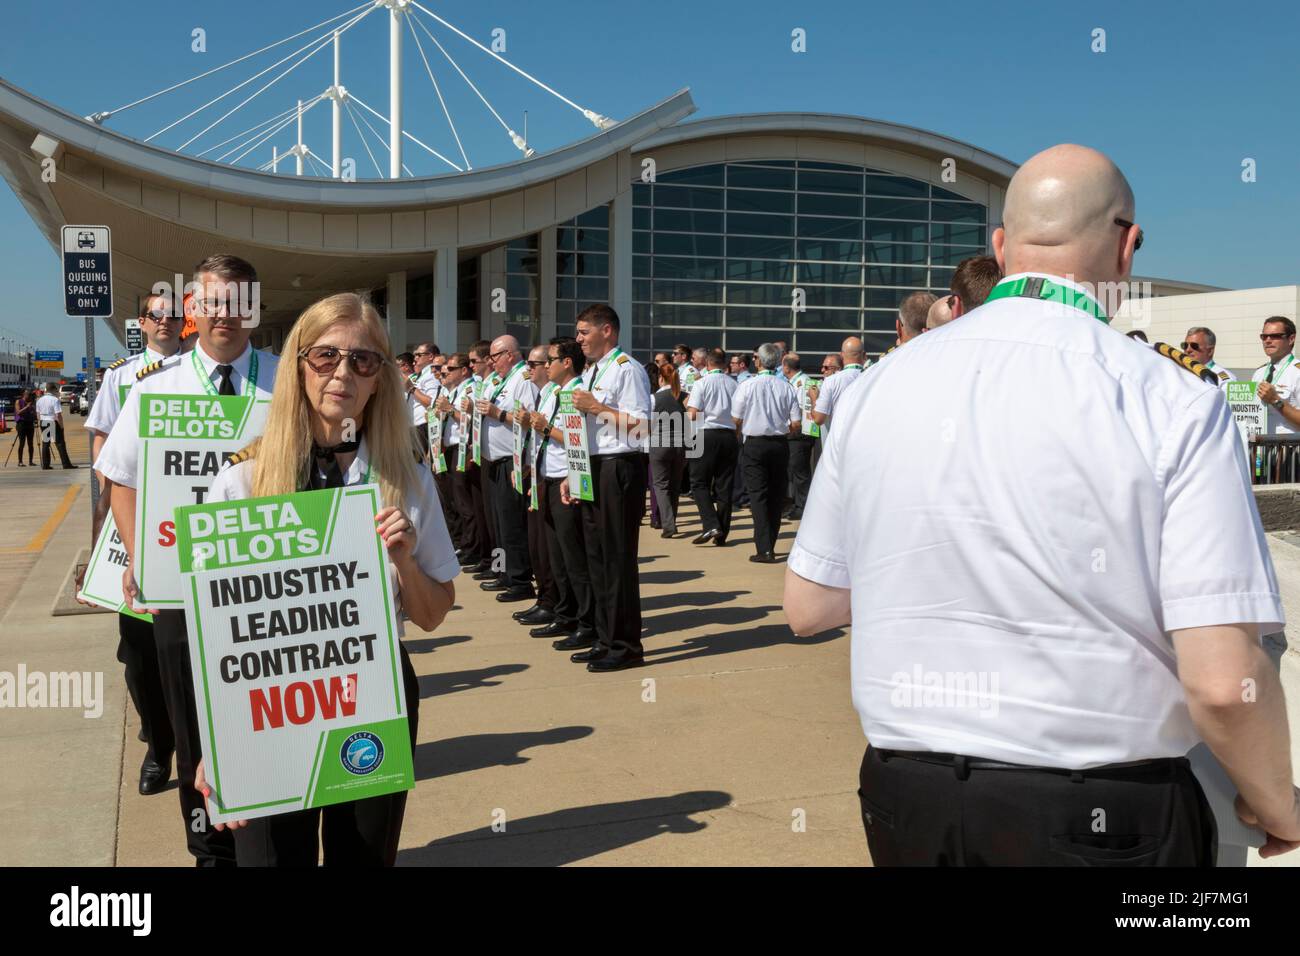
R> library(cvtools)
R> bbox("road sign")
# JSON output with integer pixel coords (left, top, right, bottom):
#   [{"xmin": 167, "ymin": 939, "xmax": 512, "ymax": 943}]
[
  {"xmin": 34, "ymin": 349, "xmax": 63, "ymax": 369},
  {"xmin": 76, "ymin": 372, "xmax": 86, "ymax": 382},
  {"xmin": 81, "ymin": 356, "xmax": 102, "ymax": 370},
  {"xmin": 125, "ymin": 318, "xmax": 143, "ymax": 354},
  {"xmin": 61, "ymin": 225, "xmax": 112, "ymax": 317}
]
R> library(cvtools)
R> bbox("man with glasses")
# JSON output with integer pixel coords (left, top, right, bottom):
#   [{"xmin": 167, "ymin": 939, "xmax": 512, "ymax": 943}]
[
  {"xmin": 475, "ymin": 335, "xmax": 537, "ymax": 603},
  {"xmin": 729, "ymin": 353, "xmax": 753, "ymax": 383},
  {"xmin": 1181, "ymin": 327, "xmax": 1235, "ymax": 389},
  {"xmin": 407, "ymin": 342, "xmax": 440, "ymax": 459},
  {"xmin": 82, "ymin": 291, "xmax": 183, "ymax": 800},
  {"xmin": 461, "ymin": 341, "xmax": 498, "ymax": 578},
  {"xmin": 781, "ymin": 352, "xmax": 816, "ymax": 521},
  {"xmin": 517, "ymin": 345, "xmax": 560, "ymax": 627},
  {"xmin": 438, "ymin": 354, "xmax": 484, "ymax": 569},
  {"xmin": 1254, "ymin": 316, "xmax": 1300, "ymax": 434},
  {"xmin": 97, "ymin": 253, "xmax": 281, "ymax": 867},
  {"xmin": 809, "ymin": 337, "xmax": 867, "ymax": 433}
]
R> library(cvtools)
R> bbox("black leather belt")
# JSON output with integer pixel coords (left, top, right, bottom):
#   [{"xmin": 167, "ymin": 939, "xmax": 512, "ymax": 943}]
[{"xmin": 877, "ymin": 748, "xmax": 1175, "ymax": 782}]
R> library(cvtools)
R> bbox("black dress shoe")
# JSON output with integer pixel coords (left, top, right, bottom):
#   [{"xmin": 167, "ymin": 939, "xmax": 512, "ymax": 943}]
[
  {"xmin": 480, "ymin": 579, "xmax": 510, "ymax": 592},
  {"xmin": 786, "ymin": 510, "xmax": 803, "ymax": 520},
  {"xmin": 588, "ymin": 653, "xmax": 645, "ymax": 673},
  {"xmin": 517, "ymin": 606, "xmax": 555, "ymax": 625},
  {"xmin": 473, "ymin": 570, "xmax": 500, "ymax": 581},
  {"xmin": 530, "ymin": 621, "xmax": 573, "ymax": 638},
  {"xmin": 512, "ymin": 602, "xmax": 541, "ymax": 621},
  {"xmin": 554, "ymin": 628, "xmax": 597, "ymax": 650},
  {"xmin": 693, "ymin": 528, "xmax": 719, "ymax": 545},
  {"xmin": 713, "ymin": 534, "xmax": 728, "ymax": 546},
  {"xmin": 139, "ymin": 757, "xmax": 170, "ymax": 795},
  {"xmin": 749, "ymin": 552, "xmax": 777, "ymax": 564},
  {"xmin": 570, "ymin": 646, "xmax": 608, "ymax": 663},
  {"xmin": 495, "ymin": 586, "xmax": 536, "ymax": 603},
  {"xmin": 471, "ymin": 560, "xmax": 493, "ymax": 573},
  {"xmin": 661, "ymin": 528, "xmax": 676, "ymax": 538}
]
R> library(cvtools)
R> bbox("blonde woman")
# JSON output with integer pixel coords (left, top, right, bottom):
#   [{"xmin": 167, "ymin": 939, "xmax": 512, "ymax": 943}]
[{"xmin": 197, "ymin": 292, "xmax": 458, "ymax": 866}]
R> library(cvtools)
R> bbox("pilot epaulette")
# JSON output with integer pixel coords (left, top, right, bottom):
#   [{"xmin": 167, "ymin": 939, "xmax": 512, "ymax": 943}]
[
  {"xmin": 107, "ymin": 356, "xmax": 129, "ymax": 371},
  {"xmin": 1218, "ymin": 370, "xmax": 1230, "ymax": 382},
  {"xmin": 616, "ymin": 354, "xmax": 630, "ymax": 365},
  {"xmin": 1154, "ymin": 342, "xmax": 1219, "ymax": 386},
  {"xmin": 227, "ymin": 447, "xmax": 255, "ymax": 466},
  {"xmin": 135, "ymin": 360, "xmax": 165, "ymax": 381}
]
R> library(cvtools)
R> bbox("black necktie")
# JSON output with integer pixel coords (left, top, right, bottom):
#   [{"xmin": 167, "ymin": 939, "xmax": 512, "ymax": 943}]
[
  {"xmin": 215, "ymin": 364, "xmax": 236, "ymax": 395},
  {"xmin": 308, "ymin": 439, "xmax": 361, "ymax": 490}
]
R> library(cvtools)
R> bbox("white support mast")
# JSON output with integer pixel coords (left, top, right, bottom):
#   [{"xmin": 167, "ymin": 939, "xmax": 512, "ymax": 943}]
[
  {"xmin": 332, "ymin": 32, "xmax": 342, "ymax": 177},
  {"xmin": 388, "ymin": 1, "xmax": 404, "ymax": 178},
  {"xmin": 272, "ymin": 145, "xmax": 279, "ymax": 173},
  {"xmin": 295, "ymin": 98, "xmax": 304, "ymax": 175}
]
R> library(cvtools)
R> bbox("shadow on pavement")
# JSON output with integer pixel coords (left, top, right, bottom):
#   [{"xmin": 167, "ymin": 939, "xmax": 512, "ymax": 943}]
[
  {"xmin": 417, "ymin": 663, "xmax": 529, "ymax": 698},
  {"xmin": 414, "ymin": 726, "xmax": 594, "ymax": 781},
  {"xmin": 639, "ymin": 568, "xmax": 704, "ymax": 586},
  {"xmin": 404, "ymin": 634, "xmax": 472, "ymax": 654},
  {"xmin": 647, "ymin": 621, "xmax": 845, "ymax": 666},
  {"xmin": 641, "ymin": 589, "xmax": 750, "ymax": 615},
  {"xmin": 642, "ymin": 600, "xmax": 769, "ymax": 639},
  {"xmin": 397, "ymin": 790, "xmax": 732, "ymax": 866}
]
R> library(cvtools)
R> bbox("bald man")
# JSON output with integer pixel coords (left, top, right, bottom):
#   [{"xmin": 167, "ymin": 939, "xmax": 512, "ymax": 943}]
[
  {"xmin": 787, "ymin": 144, "xmax": 1296, "ymax": 867},
  {"xmin": 476, "ymin": 334, "xmax": 537, "ymax": 602},
  {"xmin": 809, "ymin": 336, "xmax": 866, "ymax": 432},
  {"xmin": 926, "ymin": 296, "xmax": 954, "ymax": 330}
]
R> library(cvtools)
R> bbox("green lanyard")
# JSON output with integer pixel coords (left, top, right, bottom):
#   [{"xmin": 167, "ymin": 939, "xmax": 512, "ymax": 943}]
[
  {"xmin": 984, "ymin": 276, "xmax": 1109, "ymax": 324},
  {"xmin": 843, "ymin": 364, "xmax": 863, "ymax": 372},
  {"xmin": 705, "ymin": 368, "xmax": 723, "ymax": 376},
  {"xmin": 192, "ymin": 349, "xmax": 259, "ymax": 396},
  {"xmin": 587, "ymin": 348, "xmax": 624, "ymax": 391},
  {"xmin": 757, "ymin": 370, "xmax": 775, "ymax": 377},
  {"xmin": 490, "ymin": 363, "xmax": 523, "ymax": 403},
  {"xmin": 1267, "ymin": 354, "xmax": 1295, "ymax": 383}
]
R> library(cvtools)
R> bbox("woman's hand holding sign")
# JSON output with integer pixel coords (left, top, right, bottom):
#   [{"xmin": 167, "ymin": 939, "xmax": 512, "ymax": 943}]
[
  {"xmin": 375, "ymin": 506, "xmax": 417, "ymax": 564},
  {"xmin": 195, "ymin": 758, "xmax": 249, "ymax": 831}
]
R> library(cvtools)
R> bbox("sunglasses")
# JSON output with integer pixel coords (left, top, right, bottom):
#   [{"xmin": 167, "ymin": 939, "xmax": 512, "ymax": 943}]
[
  {"xmin": 1179, "ymin": 341, "xmax": 1205, "ymax": 352},
  {"xmin": 1261, "ymin": 333, "xmax": 1291, "ymax": 341},
  {"xmin": 298, "ymin": 345, "xmax": 386, "ymax": 377},
  {"xmin": 526, "ymin": 360, "xmax": 547, "ymax": 368},
  {"xmin": 1114, "ymin": 217, "xmax": 1144, "ymax": 252},
  {"xmin": 143, "ymin": 310, "xmax": 183, "ymax": 323},
  {"xmin": 489, "ymin": 350, "xmax": 513, "ymax": 361}
]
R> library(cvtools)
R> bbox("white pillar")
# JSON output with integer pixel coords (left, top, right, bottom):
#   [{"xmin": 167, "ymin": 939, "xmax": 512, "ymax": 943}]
[
  {"xmin": 332, "ymin": 31, "xmax": 342, "ymax": 178},
  {"xmin": 608, "ymin": 187, "xmax": 634, "ymax": 352},
  {"xmin": 295, "ymin": 99, "xmax": 304, "ymax": 176},
  {"xmin": 539, "ymin": 226, "xmax": 558, "ymax": 341},
  {"xmin": 479, "ymin": 247, "xmax": 508, "ymax": 340},
  {"xmin": 389, "ymin": 6, "xmax": 402, "ymax": 178},
  {"xmin": 386, "ymin": 271, "xmax": 408, "ymax": 352},
  {"xmin": 272, "ymin": 146, "xmax": 279, "ymax": 173},
  {"xmin": 433, "ymin": 248, "xmax": 459, "ymax": 353}
]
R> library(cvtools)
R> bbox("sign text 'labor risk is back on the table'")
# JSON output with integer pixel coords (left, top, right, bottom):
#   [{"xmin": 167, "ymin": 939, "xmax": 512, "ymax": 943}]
[{"xmin": 176, "ymin": 484, "xmax": 413, "ymax": 825}]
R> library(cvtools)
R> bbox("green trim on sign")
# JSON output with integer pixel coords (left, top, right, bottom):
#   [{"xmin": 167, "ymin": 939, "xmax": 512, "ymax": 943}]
[
  {"xmin": 137, "ymin": 442, "xmax": 149, "ymax": 597},
  {"xmin": 305, "ymin": 731, "xmax": 327, "ymax": 807},
  {"xmin": 321, "ymin": 488, "xmax": 343, "ymax": 555},
  {"xmin": 191, "ymin": 575, "xmax": 224, "ymax": 806},
  {"xmin": 223, "ymin": 796, "xmax": 302, "ymax": 814},
  {"xmin": 347, "ymin": 486, "xmax": 404, "ymax": 712}
]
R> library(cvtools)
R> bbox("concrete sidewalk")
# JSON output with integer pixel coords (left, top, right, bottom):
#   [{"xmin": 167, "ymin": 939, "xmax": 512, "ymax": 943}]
[{"xmin": 1, "ymin": 417, "xmax": 1298, "ymax": 866}]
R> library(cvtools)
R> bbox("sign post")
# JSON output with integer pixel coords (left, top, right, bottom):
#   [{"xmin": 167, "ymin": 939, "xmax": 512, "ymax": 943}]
[
  {"xmin": 62, "ymin": 224, "xmax": 112, "ymax": 522},
  {"xmin": 175, "ymin": 485, "xmax": 415, "ymax": 824}
]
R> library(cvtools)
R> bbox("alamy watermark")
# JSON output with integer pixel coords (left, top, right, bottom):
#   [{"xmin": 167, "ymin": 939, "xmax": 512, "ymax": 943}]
[
  {"xmin": 889, "ymin": 665, "xmax": 1000, "ymax": 719},
  {"xmin": 0, "ymin": 665, "xmax": 103, "ymax": 718}
]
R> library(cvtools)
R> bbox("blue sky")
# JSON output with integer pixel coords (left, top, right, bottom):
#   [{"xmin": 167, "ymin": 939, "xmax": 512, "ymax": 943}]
[{"xmin": 0, "ymin": 0, "xmax": 1296, "ymax": 369}]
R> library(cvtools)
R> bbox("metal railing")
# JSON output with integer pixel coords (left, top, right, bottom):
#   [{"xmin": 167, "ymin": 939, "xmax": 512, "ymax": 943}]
[{"xmin": 1249, "ymin": 436, "xmax": 1300, "ymax": 485}]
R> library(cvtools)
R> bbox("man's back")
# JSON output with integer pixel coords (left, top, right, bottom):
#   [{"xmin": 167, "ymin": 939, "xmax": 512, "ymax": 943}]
[{"xmin": 790, "ymin": 282, "xmax": 1282, "ymax": 768}]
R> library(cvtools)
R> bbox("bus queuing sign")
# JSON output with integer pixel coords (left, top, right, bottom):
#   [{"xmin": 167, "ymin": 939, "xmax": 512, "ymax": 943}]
[{"xmin": 61, "ymin": 225, "xmax": 112, "ymax": 317}]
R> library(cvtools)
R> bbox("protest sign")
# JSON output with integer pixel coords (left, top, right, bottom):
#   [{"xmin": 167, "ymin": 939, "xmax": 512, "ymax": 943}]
[
  {"xmin": 511, "ymin": 398, "xmax": 525, "ymax": 493},
  {"xmin": 176, "ymin": 484, "xmax": 413, "ymax": 824},
  {"xmin": 427, "ymin": 406, "xmax": 446, "ymax": 474},
  {"xmin": 134, "ymin": 393, "xmax": 270, "ymax": 607},
  {"xmin": 1227, "ymin": 381, "xmax": 1265, "ymax": 450},
  {"xmin": 799, "ymin": 375, "xmax": 821, "ymax": 438},
  {"xmin": 559, "ymin": 388, "xmax": 593, "ymax": 502},
  {"xmin": 78, "ymin": 514, "xmax": 151, "ymax": 622},
  {"xmin": 471, "ymin": 379, "xmax": 485, "ymax": 466}
]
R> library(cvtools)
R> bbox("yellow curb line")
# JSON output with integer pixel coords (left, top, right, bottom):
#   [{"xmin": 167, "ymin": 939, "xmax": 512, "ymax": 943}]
[{"xmin": 0, "ymin": 484, "xmax": 82, "ymax": 554}]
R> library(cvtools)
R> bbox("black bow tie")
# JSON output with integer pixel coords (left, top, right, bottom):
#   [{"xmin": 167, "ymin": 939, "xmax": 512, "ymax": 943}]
[{"xmin": 311, "ymin": 439, "xmax": 360, "ymax": 462}]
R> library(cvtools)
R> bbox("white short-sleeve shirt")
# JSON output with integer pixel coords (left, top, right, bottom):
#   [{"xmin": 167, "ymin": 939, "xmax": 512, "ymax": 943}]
[
  {"xmin": 789, "ymin": 273, "xmax": 1284, "ymax": 769},
  {"xmin": 731, "ymin": 372, "xmax": 799, "ymax": 437},
  {"xmin": 411, "ymin": 366, "xmax": 438, "ymax": 426},
  {"xmin": 580, "ymin": 348, "xmax": 652, "ymax": 455},
  {"xmin": 812, "ymin": 364, "xmax": 865, "ymax": 429},
  {"xmin": 686, "ymin": 370, "xmax": 738, "ymax": 429},
  {"xmin": 95, "ymin": 342, "xmax": 280, "ymax": 489},
  {"xmin": 35, "ymin": 393, "xmax": 62, "ymax": 422},
  {"xmin": 536, "ymin": 383, "xmax": 571, "ymax": 480},
  {"xmin": 483, "ymin": 363, "xmax": 536, "ymax": 462},
  {"xmin": 208, "ymin": 436, "xmax": 460, "ymax": 626},
  {"xmin": 1250, "ymin": 355, "xmax": 1300, "ymax": 435},
  {"xmin": 85, "ymin": 348, "xmax": 176, "ymax": 437}
]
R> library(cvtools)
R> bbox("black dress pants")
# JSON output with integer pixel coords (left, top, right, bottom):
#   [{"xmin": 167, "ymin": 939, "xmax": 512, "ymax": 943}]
[
  {"xmin": 475, "ymin": 459, "xmax": 498, "ymax": 565},
  {"xmin": 526, "ymin": 478, "xmax": 557, "ymax": 610},
  {"xmin": 787, "ymin": 434, "xmax": 815, "ymax": 513},
  {"xmin": 433, "ymin": 466, "xmax": 463, "ymax": 551},
  {"xmin": 543, "ymin": 476, "xmax": 594, "ymax": 631},
  {"xmin": 488, "ymin": 457, "xmax": 532, "ymax": 589},
  {"xmin": 689, "ymin": 428, "xmax": 738, "ymax": 539},
  {"xmin": 742, "ymin": 435, "xmax": 788, "ymax": 556},
  {"xmin": 412, "ymin": 424, "xmax": 429, "ymax": 460},
  {"xmin": 152, "ymin": 609, "xmax": 237, "ymax": 866},
  {"xmin": 453, "ymin": 459, "xmax": 486, "ymax": 563},
  {"xmin": 40, "ymin": 421, "xmax": 74, "ymax": 468},
  {"xmin": 233, "ymin": 647, "xmax": 421, "ymax": 867},
  {"xmin": 117, "ymin": 613, "xmax": 174, "ymax": 765},
  {"xmin": 858, "ymin": 746, "xmax": 1218, "ymax": 867},
  {"xmin": 580, "ymin": 452, "xmax": 647, "ymax": 657}
]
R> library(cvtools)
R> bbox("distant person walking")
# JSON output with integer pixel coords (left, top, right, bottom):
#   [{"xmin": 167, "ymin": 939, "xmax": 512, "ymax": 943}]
[
  {"xmin": 36, "ymin": 387, "xmax": 76, "ymax": 469},
  {"xmin": 13, "ymin": 388, "xmax": 36, "ymax": 465}
]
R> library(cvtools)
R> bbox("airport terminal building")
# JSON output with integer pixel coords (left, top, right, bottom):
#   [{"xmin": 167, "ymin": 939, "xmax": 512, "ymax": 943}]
[{"xmin": 0, "ymin": 79, "xmax": 1225, "ymax": 361}]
